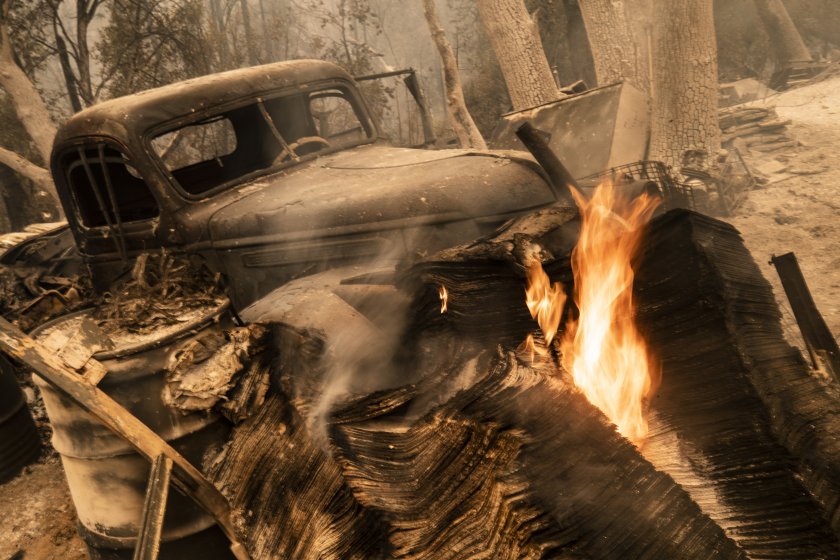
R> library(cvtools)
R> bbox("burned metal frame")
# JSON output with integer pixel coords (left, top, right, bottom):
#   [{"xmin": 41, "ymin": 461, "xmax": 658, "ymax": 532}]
[
  {"xmin": 256, "ymin": 97, "xmax": 299, "ymax": 162},
  {"xmin": 77, "ymin": 145, "xmax": 129, "ymax": 263}
]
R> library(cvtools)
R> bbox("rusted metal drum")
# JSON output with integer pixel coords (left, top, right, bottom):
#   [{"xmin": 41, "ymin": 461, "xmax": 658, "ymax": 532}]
[
  {"xmin": 0, "ymin": 353, "xmax": 41, "ymax": 483},
  {"xmin": 32, "ymin": 303, "xmax": 236, "ymax": 560}
]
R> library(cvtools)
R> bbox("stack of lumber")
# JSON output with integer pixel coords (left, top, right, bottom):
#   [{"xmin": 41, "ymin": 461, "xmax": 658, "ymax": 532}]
[
  {"xmin": 719, "ymin": 106, "xmax": 797, "ymax": 154},
  {"xmin": 635, "ymin": 211, "xmax": 840, "ymax": 558},
  {"xmin": 206, "ymin": 208, "xmax": 840, "ymax": 559},
  {"xmin": 402, "ymin": 206, "xmax": 578, "ymax": 347},
  {"xmin": 210, "ymin": 340, "xmax": 745, "ymax": 559}
]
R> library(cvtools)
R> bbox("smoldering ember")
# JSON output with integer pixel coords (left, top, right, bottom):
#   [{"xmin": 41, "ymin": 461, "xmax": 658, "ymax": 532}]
[{"xmin": 1, "ymin": 2, "xmax": 840, "ymax": 560}]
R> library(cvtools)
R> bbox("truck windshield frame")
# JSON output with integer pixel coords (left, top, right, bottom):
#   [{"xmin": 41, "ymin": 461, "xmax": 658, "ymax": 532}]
[{"xmin": 145, "ymin": 81, "xmax": 376, "ymax": 200}]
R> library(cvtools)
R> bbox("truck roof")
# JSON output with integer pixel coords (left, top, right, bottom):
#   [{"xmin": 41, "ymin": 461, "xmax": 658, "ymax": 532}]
[{"xmin": 52, "ymin": 59, "xmax": 354, "ymax": 151}]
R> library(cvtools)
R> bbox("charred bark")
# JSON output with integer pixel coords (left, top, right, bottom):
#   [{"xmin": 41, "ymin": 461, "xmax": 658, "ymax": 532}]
[
  {"xmin": 475, "ymin": 0, "xmax": 561, "ymax": 110},
  {"xmin": 401, "ymin": 206, "xmax": 840, "ymax": 556},
  {"xmin": 578, "ymin": 0, "xmax": 649, "ymax": 92},
  {"xmin": 648, "ymin": 0, "xmax": 721, "ymax": 168}
]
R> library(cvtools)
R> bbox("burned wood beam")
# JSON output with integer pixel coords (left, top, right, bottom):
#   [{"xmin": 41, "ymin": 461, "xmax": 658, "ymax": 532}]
[
  {"xmin": 771, "ymin": 252, "xmax": 840, "ymax": 381},
  {"xmin": 207, "ymin": 392, "xmax": 393, "ymax": 559},
  {"xmin": 329, "ymin": 352, "xmax": 746, "ymax": 560},
  {"xmin": 133, "ymin": 455, "xmax": 173, "ymax": 560},
  {"xmin": 635, "ymin": 211, "xmax": 840, "ymax": 554}
]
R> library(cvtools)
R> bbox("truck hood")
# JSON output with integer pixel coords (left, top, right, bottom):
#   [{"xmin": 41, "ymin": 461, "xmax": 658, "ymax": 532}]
[{"xmin": 208, "ymin": 144, "xmax": 555, "ymax": 245}]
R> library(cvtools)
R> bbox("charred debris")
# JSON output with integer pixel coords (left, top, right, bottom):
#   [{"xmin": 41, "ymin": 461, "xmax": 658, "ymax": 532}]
[
  {"xmin": 0, "ymin": 62, "xmax": 838, "ymax": 559},
  {"xmin": 2, "ymin": 197, "xmax": 840, "ymax": 559}
]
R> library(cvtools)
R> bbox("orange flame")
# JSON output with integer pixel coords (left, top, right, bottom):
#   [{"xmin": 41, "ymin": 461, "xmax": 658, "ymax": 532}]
[
  {"xmin": 561, "ymin": 183, "xmax": 660, "ymax": 443},
  {"xmin": 524, "ymin": 259, "xmax": 567, "ymax": 345},
  {"xmin": 439, "ymin": 285, "xmax": 448, "ymax": 314},
  {"xmin": 517, "ymin": 333, "xmax": 549, "ymax": 364}
]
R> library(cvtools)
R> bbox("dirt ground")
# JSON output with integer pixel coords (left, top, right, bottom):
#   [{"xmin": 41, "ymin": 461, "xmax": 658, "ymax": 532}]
[
  {"xmin": 1, "ymin": 76, "xmax": 839, "ymax": 560},
  {"xmin": 729, "ymin": 75, "xmax": 840, "ymax": 350}
]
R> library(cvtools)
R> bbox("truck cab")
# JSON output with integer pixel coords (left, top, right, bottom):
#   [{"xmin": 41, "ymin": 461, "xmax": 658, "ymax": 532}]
[{"xmin": 49, "ymin": 59, "xmax": 559, "ymax": 309}]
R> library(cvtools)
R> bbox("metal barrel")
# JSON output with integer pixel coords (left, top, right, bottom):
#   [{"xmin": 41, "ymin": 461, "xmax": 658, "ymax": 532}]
[
  {"xmin": 0, "ymin": 354, "xmax": 42, "ymax": 483},
  {"xmin": 32, "ymin": 304, "xmax": 237, "ymax": 560}
]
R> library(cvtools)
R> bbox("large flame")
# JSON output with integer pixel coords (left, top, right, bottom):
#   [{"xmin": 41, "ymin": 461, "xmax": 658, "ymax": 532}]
[
  {"xmin": 519, "ymin": 182, "xmax": 660, "ymax": 442},
  {"xmin": 561, "ymin": 183, "xmax": 660, "ymax": 442}
]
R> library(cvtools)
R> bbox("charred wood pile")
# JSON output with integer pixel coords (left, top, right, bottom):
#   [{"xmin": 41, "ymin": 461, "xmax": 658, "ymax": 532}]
[
  {"xmin": 205, "ymin": 207, "xmax": 840, "ymax": 559},
  {"xmin": 719, "ymin": 106, "xmax": 796, "ymax": 156}
]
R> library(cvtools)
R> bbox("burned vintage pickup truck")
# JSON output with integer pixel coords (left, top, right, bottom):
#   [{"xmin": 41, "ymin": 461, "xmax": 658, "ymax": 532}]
[
  {"xmin": 44, "ymin": 59, "xmax": 562, "ymax": 310},
  {"xmin": 0, "ymin": 58, "xmax": 569, "ymax": 559},
  {"xmin": 6, "ymin": 58, "xmax": 839, "ymax": 560}
]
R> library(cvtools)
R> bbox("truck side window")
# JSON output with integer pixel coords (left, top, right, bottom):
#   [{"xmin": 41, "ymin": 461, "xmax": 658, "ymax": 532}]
[
  {"xmin": 310, "ymin": 90, "xmax": 367, "ymax": 147},
  {"xmin": 63, "ymin": 145, "xmax": 159, "ymax": 229},
  {"xmin": 149, "ymin": 85, "xmax": 373, "ymax": 197},
  {"xmin": 152, "ymin": 117, "xmax": 237, "ymax": 177}
]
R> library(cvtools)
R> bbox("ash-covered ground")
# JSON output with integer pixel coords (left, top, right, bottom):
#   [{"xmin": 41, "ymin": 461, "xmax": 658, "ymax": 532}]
[{"xmin": 1, "ymin": 75, "xmax": 839, "ymax": 560}]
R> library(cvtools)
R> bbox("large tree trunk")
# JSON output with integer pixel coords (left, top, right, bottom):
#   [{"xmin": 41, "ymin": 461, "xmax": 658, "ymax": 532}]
[
  {"xmin": 0, "ymin": 26, "xmax": 57, "ymax": 168},
  {"xmin": 648, "ymin": 0, "xmax": 721, "ymax": 168},
  {"xmin": 475, "ymin": 0, "xmax": 560, "ymax": 111},
  {"xmin": 527, "ymin": 0, "xmax": 597, "ymax": 88},
  {"xmin": 559, "ymin": 0, "xmax": 598, "ymax": 87},
  {"xmin": 240, "ymin": 0, "xmax": 260, "ymax": 66},
  {"xmin": 578, "ymin": 0, "xmax": 649, "ymax": 93},
  {"xmin": 0, "ymin": 5, "xmax": 59, "ymax": 212},
  {"xmin": 753, "ymin": 0, "xmax": 812, "ymax": 64},
  {"xmin": 421, "ymin": 0, "xmax": 486, "ymax": 149}
]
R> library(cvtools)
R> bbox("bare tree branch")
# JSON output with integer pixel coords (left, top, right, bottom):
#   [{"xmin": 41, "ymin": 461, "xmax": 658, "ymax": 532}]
[
  {"xmin": 421, "ymin": 0, "xmax": 486, "ymax": 149},
  {"xmin": 0, "ymin": 7, "xmax": 58, "ymax": 168},
  {"xmin": 0, "ymin": 145, "xmax": 53, "ymax": 194}
]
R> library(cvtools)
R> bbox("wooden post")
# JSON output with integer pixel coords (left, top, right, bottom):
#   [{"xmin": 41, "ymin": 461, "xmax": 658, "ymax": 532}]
[
  {"xmin": 771, "ymin": 252, "xmax": 840, "ymax": 382},
  {"xmin": 133, "ymin": 455, "xmax": 173, "ymax": 560}
]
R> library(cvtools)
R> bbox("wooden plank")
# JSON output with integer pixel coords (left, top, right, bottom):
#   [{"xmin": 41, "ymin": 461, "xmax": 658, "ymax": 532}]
[
  {"xmin": 133, "ymin": 455, "xmax": 173, "ymax": 560},
  {"xmin": 771, "ymin": 252, "xmax": 840, "ymax": 382},
  {"xmin": 0, "ymin": 316, "xmax": 250, "ymax": 560}
]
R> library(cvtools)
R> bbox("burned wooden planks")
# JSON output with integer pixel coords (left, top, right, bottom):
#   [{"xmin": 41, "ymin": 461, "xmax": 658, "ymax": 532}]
[
  {"xmin": 165, "ymin": 208, "xmax": 840, "ymax": 558},
  {"xmin": 634, "ymin": 211, "xmax": 840, "ymax": 558}
]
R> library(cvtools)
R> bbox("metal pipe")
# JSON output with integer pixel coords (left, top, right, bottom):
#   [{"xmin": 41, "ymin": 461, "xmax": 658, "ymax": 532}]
[
  {"xmin": 78, "ymin": 148, "xmax": 125, "ymax": 257},
  {"xmin": 514, "ymin": 122, "xmax": 577, "ymax": 204},
  {"xmin": 403, "ymin": 71, "xmax": 436, "ymax": 147},
  {"xmin": 97, "ymin": 144, "xmax": 128, "ymax": 265}
]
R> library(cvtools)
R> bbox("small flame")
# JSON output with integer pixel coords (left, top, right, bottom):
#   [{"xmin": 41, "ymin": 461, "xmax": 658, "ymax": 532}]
[
  {"xmin": 517, "ymin": 333, "xmax": 549, "ymax": 364},
  {"xmin": 524, "ymin": 259, "xmax": 566, "ymax": 345},
  {"xmin": 439, "ymin": 285, "xmax": 448, "ymax": 314},
  {"xmin": 561, "ymin": 182, "xmax": 660, "ymax": 443}
]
